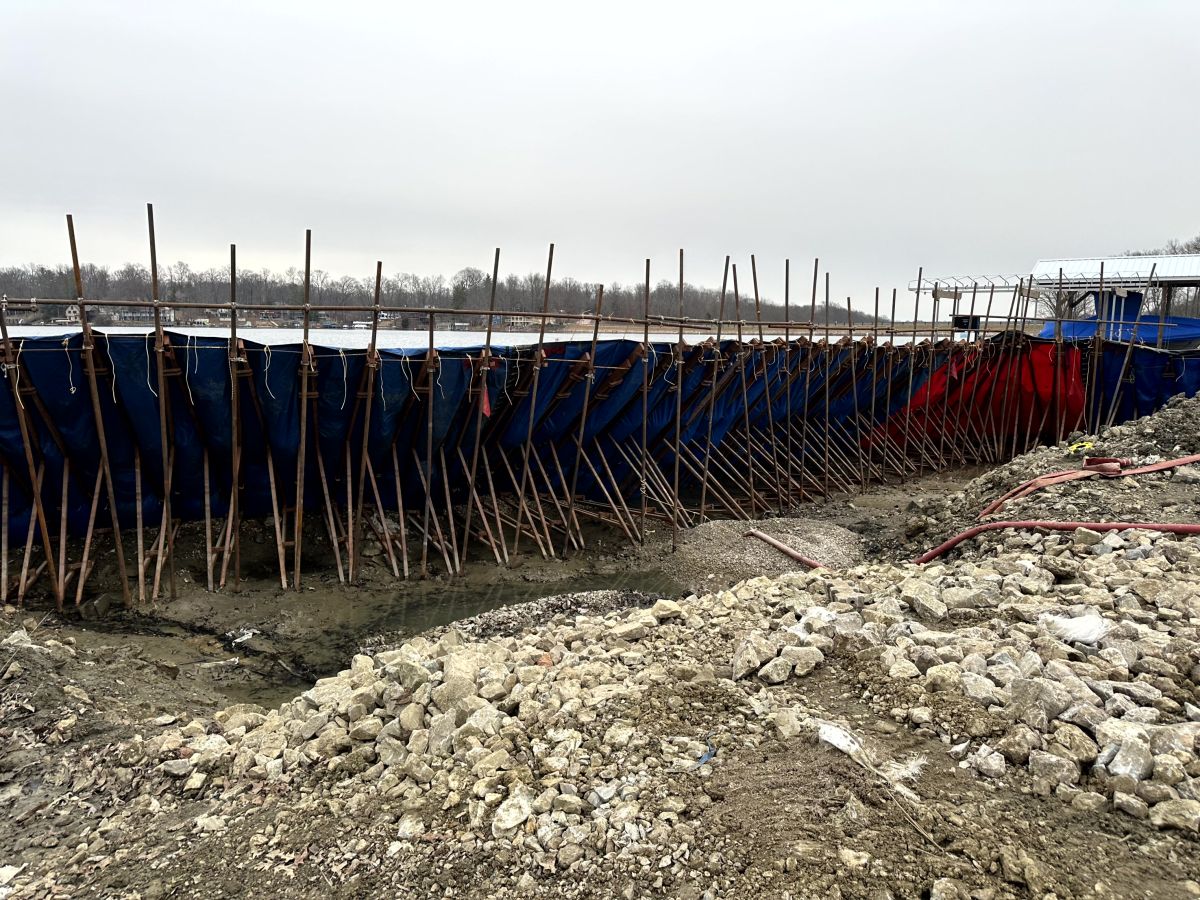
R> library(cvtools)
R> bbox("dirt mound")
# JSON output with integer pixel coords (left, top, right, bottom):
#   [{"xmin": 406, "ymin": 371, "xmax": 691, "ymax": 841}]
[{"xmin": 655, "ymin": 517, "xmax": 864, "ymax": 591}]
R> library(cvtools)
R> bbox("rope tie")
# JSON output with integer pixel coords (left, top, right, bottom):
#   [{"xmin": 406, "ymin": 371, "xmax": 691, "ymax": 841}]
[
  {"xmin": 263, "ymin": 344, "xmax": 277, "ymax": 400},
  {"xmin": 13, "ymin": 341, "xmax": 23, "ymax": 408},
  {"xmin": 183, "ymin": 334, "xmax": 196, "ymax": 407},
  {"xmin": 62, "ymin": 337, "xmax": 77, "ymax": 395},
  {"xmin": 339, "ymin": 348, "xmax": 348, "ymax": 410},
  {"xmin": 145, "ymin": 333, "xmax": 158, "ymax": 398},
  {"xmin": 104, "ymin": 337, "xmax": 117, "ymax": 403},
  {"xmin": 401, "ymin": 354, "xmax": 419, "ymax": 399}
]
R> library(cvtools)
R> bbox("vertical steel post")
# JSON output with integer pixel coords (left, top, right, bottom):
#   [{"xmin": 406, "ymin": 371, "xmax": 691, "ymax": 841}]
[
  {"xmin": 822, "ymin": 273, "xmax": 832, "ymax": 498},
  {"xmin": 0, "ymin": 301, "xmax": 61, "ymax": 607},
  {"xmin": 351, "ymin": 262, "xmax": 383, "ymax": 581},
  {"xmin": 511, "ymin": 244, "xmax": 554, "ymax": 555},
  {"xmin": 67, "ymin": 215, "xmax": 130, "ymax": 606},
  {"xmin": 564, "ymin": 285, "xmax": 604, "ymax": 554},
  {"xmin": 750, "ymin": 255, "xmax": 784, "ymax": 509},
  {"xmin": 783, "ymin": 259, "xmax": 793, "ymax": 503},
  {"xmin": 731, "ymin": 264, "xmax": 758, "ymax": 513},
  {"xmin": 146, "ymin": 204, "xmax": 176, "ymax": 600},
  {"xmin": 640, "ymin": 259, "xmax": 650, "ymax": 542},
  {"xmin": 227, "ymin": 244, "xmax": 241, "ymax": 591},
  {"xmin": 697, "ymin": 257, "xmax": 729, "ymax": 522},
  {"xmin": 292, "ymin": 230, "xmax": 312, "ymax": 590},
  {"xmin": 671, "ymin": 250, "xmax": 684, "ymax": 549},
  {"xmin": 460, "ymin": 248, "xmax": 501, "ymax": 567}
]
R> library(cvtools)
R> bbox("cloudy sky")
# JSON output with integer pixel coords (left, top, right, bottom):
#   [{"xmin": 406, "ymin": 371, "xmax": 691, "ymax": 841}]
[{"xmin": 3, "ymin": 0, "xmax": 1198, "ymax": 315}]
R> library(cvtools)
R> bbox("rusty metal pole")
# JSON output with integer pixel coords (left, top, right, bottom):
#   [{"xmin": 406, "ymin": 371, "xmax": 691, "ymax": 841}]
[
  {"xmin": 1, "ymin": 467, "xmax": 7, "ymax": 604},
  {"xmin": 901, "ymin": 268, "xmax": 922, "ymax": 471},
  {"xmin": 67, "ymin": 215, "xmax": 130, "ymax": 606},
  {"xmin": 696, "ymin": 256, "xmax": 729, "ymax": 523},
  {"xmin": 292, "ymin": 230, "xmax": 312, "ymax": 590},
  {"xmin": 845, "ymin": 297, "xmax": 866, "ymax": 490},
  {"xmin": 0, "ymin": 299, "xmax": 61, "ymax": 607},
  {"xmin": 564, "ymin": 285, "xmax": 604, "ymax": 555},
  {"xmin": 800, "ymin": 259, "xmax": 819, "ymax": 497},
  {"xmin": 868, "ymin": 287, "xmax": 880, "ymax": 481},
  {"xmin": 731, "ymin": 264, "xmax": 759, "ymax": 514},
  {"xmin": 226, "ymin": 244, "xmax": 241, "ymax": 592},
  {"xmin": 146, "ymin": 204, "xmax": 176, "ymax": 600},
  {"xmin": 639, "ymin": 258, "xmax": 651, "ymax": 542},
  {"xmin": 881, "ymin": 288, "xmax": 898, "ymax": 477},
  {"xmin": 783, "ymin": 259, "xmax": 793, "ymax": 504},
  {"xmin": 459, "ymin": 248, "xmax": 501, "ymax": 568},
  {"xmin": 751, "ymin": 255, "xmax": 784, "ymax": 510},
  {"xmin": 822, "ymin": 273, "xmax": 832, "ymax": 499},
  {"xmin": 1087, "ymin": 262, "xmax": 1107, "ymax": 433},
  {"xmin": 995, "ymin": 278, "xmax": 1027, "ymax": 459},
  {"xmin": 671, "ymin": 250, "xmax": 684, "ymax": 549},
  {"xmin": 964, "ymin": 283, "xmax": 997, "ymax": 463},
  {"xmin": 351, "ymin": 262, "xmax": 383, "ymax": 582},
  {"xmin": 421, "ymin": 310, "xmax": 436, "ymax": 576},
  {"xmin": 511, "ymin": 243, "xmax": 554, "ymax": 556}
]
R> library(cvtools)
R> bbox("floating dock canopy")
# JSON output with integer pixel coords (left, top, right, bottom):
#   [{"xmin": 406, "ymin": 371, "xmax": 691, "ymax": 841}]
[{"xmin": 1031, "ymin": 255, "xmax": 1200, "ymax": 290}]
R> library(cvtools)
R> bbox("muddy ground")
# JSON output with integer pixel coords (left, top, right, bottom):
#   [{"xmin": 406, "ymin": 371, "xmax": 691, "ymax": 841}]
[
  {"xmin": 5, "ymin": 442, "xmax": 1198, "ymax": 898},
  {"xmin": 12, "ymin": 466, "xmax": 968, "ymax": 715}
]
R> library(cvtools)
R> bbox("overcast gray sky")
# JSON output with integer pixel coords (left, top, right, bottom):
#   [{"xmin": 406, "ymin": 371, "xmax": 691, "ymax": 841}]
[{"xmin": 3, "ymin": 0, "xmax": 1198, "ymax": 316}]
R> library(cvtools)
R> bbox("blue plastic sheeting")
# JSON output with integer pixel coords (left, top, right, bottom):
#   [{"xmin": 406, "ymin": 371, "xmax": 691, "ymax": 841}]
[
  {"xmin": 1039, "ymin": 314, "xmax": 1200, "ymax": 344},
  {"xmin": 1090, "ymin": 345, "xmax": 1200, "ymax": 424},
  {"xmin": 495, "ymin": 345, "xmax": 574, "ymax": 449},
  {"xmin": 5, "ymin": 329, "xmax": 1200, "ymax": 546}
]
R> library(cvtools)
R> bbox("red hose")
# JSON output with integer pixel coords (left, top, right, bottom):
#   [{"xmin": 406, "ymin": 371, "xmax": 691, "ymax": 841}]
[
  {"xmin": 914, "ymin": 520, "xmax": 1200, "ymax": 565},
  {"xmin": 980, "ymin": 452, "xmax": 1200, "ymax": 518}
]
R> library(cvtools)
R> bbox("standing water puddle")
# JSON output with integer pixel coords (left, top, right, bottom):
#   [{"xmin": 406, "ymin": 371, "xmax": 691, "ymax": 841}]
[
  {"xmin": 73, "ymin": 568, "xmax": 684, "ymax": 710},
  {"xmin": 362, "ymin": 569, "xmax": 683, "ymax": 638}
]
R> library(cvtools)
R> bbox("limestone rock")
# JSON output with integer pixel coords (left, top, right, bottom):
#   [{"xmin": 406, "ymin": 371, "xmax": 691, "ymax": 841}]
[
  {"xmin": 1149, "ymin": 799, "xmax": 1200, "ymax": 832},
  {"xmin": 732, "ymin": 633, "xmax": 776, "ymax": 681},
  {"xmin": 493, "ymin": 792, "xmax": 533, "ymax": 835},
  {"xmin": 758, "ymin": 656, "xmax": 793, "ymax": 684},
  {"xmin": 782, "ymin": 646, "xmax": 824, "ymax": 677}
]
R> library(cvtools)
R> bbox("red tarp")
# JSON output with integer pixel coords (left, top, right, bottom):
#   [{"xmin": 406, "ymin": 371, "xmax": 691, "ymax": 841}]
[{"xmin": 882, "ymin": 341, "xmax": 1086, "ymax": 451}]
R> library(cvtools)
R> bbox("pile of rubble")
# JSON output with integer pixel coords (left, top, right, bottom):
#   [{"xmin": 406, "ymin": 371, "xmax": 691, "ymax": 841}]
[{"xmin": 5, "ymin": 521, "xmax": 1200, "ymax": 896}]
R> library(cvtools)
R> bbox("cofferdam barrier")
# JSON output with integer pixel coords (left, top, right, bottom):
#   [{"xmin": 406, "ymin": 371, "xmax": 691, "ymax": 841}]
[
  {"xmin": 7, "ymin": 316, "xmax": 1196, "ymax": 609},
  {"xmin": 5, "ymin": 224, "xmax": 1200, "ymax": 609}
]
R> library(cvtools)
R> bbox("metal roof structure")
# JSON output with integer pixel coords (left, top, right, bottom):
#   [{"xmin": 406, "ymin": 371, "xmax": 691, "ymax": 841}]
[
  {"xmin": 1030, "ymin": 255, "xmax": 1200, "ymax": 289},
  {"xmin": 911, "ymin": 254, "xmax": 1200, "ymax": 295}
]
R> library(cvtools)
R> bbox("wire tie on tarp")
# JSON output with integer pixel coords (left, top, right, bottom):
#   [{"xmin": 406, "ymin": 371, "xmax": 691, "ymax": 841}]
[
  {"xmin": 263, "ymin": 344, "xmax": 277, "ymax": 400},
  {"xmin": 144, "ymin": 333, "xmax": 158, "ymax": 398},
  {"xmin": 339, "ymin": 348, "xmax": 348, "ymax": 410},
  {"xmin": 62, "ymin": 337, "xmax": 77, "ymax": 394}
]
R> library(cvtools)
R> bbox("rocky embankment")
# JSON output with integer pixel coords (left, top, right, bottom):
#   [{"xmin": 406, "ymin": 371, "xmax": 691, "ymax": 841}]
[
  {"xmin": 3, "ymin": 399, "xmax": 1200, "ymax": 898},
  {"xmin": 903, "ymin": 393, "xmax": 1200, "ymax": 551}
]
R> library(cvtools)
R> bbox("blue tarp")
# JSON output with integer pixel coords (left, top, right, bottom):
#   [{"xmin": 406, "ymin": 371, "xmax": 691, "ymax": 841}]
[
  {"xmin": 1039, "ymin": 314, "xmax": 1200, "ymax": 344},
  {"xmin": 3, "ymin": 329, "xmax": 1197, "ymax": 547}
]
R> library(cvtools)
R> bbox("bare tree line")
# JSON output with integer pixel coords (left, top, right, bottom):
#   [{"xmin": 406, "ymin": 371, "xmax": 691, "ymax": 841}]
[
  {"xmin": 1125, "ymin": 233, "xmax": 1200, "ymax": 317},
  {"xmin": 0, "ymin": 261, "xmax": 886, "ymax": 325}
]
